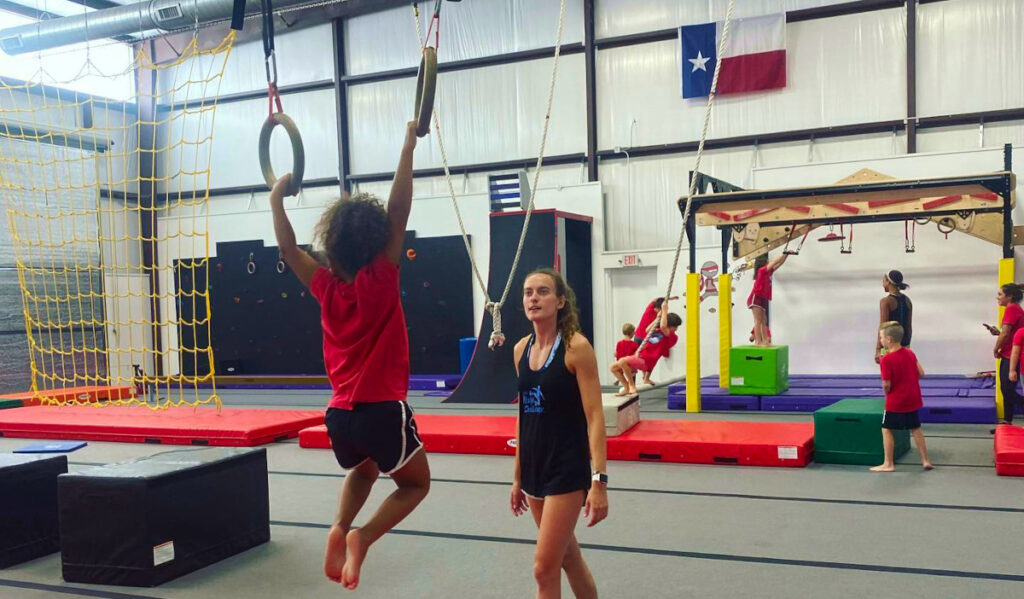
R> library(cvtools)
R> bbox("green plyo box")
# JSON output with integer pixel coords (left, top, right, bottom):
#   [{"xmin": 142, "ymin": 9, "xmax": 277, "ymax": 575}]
[
  {"xmin": 814, "ymin": 398, "xmax": 910, "ymax": 465},
  {"xmin": 0, "ymin": 399, "xmax": 22, "ymax": 410},
  {"xmin": 729, "ymin": 345, "xmax": 789, "ymax": 395}
]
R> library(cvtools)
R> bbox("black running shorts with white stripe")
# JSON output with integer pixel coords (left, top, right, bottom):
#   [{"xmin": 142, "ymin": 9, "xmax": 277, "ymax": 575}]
[{"xmin": 324, "ymin": 401, "xmax": 423, "ymax": 474}]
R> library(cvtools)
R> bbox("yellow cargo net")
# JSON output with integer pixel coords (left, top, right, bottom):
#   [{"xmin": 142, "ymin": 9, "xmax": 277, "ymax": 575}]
[{"xmin": 0, "ymin": 31, "xmax": 236, "ymax": 409}]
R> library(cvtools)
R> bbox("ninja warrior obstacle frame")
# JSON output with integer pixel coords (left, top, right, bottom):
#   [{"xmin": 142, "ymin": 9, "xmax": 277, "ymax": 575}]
[{"xmin": 679, "ymin": 144, "xmax": 1018, "ymax": 418}]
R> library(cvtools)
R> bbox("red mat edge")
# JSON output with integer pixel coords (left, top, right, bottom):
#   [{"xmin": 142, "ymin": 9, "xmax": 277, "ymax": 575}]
[
  {"xmin": 994, "ymin": 425, "xmax": 1024, "ymax": 477},
  {"xmin": 298, "ymin": 422, "xmax": 814, "ymax": 468}
]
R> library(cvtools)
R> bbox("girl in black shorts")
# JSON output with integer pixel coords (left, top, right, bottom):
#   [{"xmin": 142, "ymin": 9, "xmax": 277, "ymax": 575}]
[{"xmin": 510, "ymin": 267, "xmax": 608, "ymax": 598}]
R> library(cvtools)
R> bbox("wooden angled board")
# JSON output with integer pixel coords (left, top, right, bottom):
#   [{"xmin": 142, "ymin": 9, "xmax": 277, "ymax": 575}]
[{"xmin": 694, "ymin": 169, "xmax": 1013, "ymax": 226}]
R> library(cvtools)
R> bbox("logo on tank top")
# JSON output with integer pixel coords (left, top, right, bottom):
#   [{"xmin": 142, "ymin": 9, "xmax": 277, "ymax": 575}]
[{"xmin": 522, "ymin": 385, "xmax": 545, "ymax": 414}]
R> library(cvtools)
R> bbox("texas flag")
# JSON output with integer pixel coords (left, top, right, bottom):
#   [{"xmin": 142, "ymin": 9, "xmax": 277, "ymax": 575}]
[{"xmin": 680, "ymin": 14, "xmax": 787, "ymax": 99}]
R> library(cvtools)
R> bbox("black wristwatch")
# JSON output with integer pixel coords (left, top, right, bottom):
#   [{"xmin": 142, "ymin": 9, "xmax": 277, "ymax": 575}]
[{"xmin": 591, "ymin": 471, "xmax": 608, "ymax": 484}]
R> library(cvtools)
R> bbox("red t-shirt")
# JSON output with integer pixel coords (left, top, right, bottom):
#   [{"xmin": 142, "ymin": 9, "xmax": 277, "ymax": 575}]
[
  {"xmin": 879, "ymin": 347, "xmax": 923, "ymax": 413},
  {"xmin": 748, "ymin": 265, "xmax": 773, "ymax": 303},
  {"xmin": 1001, "ymin": 303, "xmax": 1024, "ymax": 359},
  {"xmin": 616, "ymin": 338, "xmax": 639, "ymax": 359},
  {"xmin": 310, "ymin": 253, "xmax": 409, "ymax": 410},
  {"xmin": 636, "ymin": 330, "xmax": 678, "ymax": 371},
  {"xmin": 636, "ymin": 301, "xmax": 658, "ymax": 338},
  {"xmin": 1012, "ymin": 328, "xmax": 1024, "ymax": 369}
]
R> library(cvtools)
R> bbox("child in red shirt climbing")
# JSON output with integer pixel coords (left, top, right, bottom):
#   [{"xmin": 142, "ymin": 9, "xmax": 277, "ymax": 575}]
[
  {"xmin": 610, "ymin": 301, "xmax": 682, "ymax": 396},
  {"xmin": 748, "ymin": 253, "xmax": 788, "ymax": 346},
  {"xmin": 270, "ymin": 121, "xmax": 428, "ymax": 590},
  {"xmin": 872, "ymin": 321, "xmax": 932, "ymax": 472}
]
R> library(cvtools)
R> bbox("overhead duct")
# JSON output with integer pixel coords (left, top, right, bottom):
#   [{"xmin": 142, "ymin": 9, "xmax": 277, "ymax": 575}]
[{"xmin": 0, "ymin": 0, "xmax": 319, "ymax": 55}]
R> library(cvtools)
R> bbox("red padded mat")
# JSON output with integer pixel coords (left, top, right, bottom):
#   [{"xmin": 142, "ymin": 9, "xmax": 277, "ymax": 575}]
[
  {"xmin": 0, "ymin": 406, "xmax": 323, "ymax": 446},
  {"xmin": 0, "ymin": 385, "xmax": 134, "ymax": 406},
  {"xmin": 994, "ymin": 424, "xmax": 1024, "ymax": 476},
  {"xmin": 300, "ymin": 415, "xmax": 814, "ymax": 467}
]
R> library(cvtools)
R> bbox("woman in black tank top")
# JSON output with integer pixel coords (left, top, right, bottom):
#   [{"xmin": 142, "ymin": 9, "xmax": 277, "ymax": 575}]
[
  {"xmin": 510, "ymin": 268, "xmax": 608, "ymax": 598},
  {"xmin": 876, "ymin": 270, "xmax": 913, "ymax": 363}
]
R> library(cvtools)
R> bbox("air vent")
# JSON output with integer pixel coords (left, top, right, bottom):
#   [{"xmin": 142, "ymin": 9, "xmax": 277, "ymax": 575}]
[
  {"xmin": 1, "ymin": 36, "xmax": 24, "ymax": 52},
  {"xmin": 156, "ymin": 5, "xmax": 184, "ymax": 21}
]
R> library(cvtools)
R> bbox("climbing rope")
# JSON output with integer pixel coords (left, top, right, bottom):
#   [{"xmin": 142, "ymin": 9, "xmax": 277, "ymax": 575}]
[
  {"xmin": 637, "ymin": 0, "xmax": 737, "ymax": 354},
  {"xmin": 413, "ymin": 0, "xmax": 568, "ymax": 349}
]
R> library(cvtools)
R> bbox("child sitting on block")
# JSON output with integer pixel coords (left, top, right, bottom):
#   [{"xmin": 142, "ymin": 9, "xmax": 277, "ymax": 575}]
[{"xmin": 872, "ymin": 321, "xmax": 933, "ymax": 472}]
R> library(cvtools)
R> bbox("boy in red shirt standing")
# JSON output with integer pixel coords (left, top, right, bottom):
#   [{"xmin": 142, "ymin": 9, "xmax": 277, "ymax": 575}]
[
  {"xmin": 872, "ymin": 321, "xmax": 933, "ymax": 472},
  {"xmin": 615, "ymin": 324, "xmax": 639, "ymax": 393},
  {"xmin": 270, "ymin": 121, "xmax": 428, "ymax": 590},
  {"xmin": 610, "ymin": 301, "xmax": 682, "ymax": 396}
]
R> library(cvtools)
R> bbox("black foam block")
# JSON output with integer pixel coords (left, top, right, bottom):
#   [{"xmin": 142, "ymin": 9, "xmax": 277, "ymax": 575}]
[
  {"xmin": 0, "ymin": 453, "xmax": 67, "ymax": 568},
  {"xmin": 59, "ymin": 447, "xmax": 269, "ymax": 586}
]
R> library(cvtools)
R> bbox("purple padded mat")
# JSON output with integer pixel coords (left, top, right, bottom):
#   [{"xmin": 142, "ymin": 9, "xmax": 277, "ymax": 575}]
[
  {"xmin": 667, "ymin": 393, "xmax": 760, "ymax": 411},
  {"xmin": 761, "ymin": 395, "xmax": 845, "ymax": 412},
  {"xmin": 409, "ymin": 374, "xmax": 462, "ymax": 390},
  {"xmin": 919, "ymin": 397, "xmax": 996, "ymax": 424}
]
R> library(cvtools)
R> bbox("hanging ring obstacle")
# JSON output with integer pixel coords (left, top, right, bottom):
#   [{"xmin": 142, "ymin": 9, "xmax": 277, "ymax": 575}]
[
  {"xmin": 414, "ymin": 46, "xmax": 438, "ymax": 138},
  {"xmin": 257, "ymin": 0, "xmax": 304, "ymax": 195},
  {"xmin": 259, "ymin": 110, "xmax": 305, "ymax": 196}
]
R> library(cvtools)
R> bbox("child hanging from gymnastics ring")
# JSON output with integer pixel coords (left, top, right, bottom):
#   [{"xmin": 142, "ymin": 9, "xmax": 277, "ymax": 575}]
[
  {"xmin": 748, "ymin": 252, "xmax": 789, "ymax": 346},
  {"xmin": 269, "ymin": 121, "xmax": 428, "ymax": 591}
]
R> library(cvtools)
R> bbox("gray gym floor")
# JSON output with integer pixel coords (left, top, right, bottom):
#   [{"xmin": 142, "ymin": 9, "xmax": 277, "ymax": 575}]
[{"xmin": 1, "ymin": 388, "xmax": 1022, "ymax": 598}]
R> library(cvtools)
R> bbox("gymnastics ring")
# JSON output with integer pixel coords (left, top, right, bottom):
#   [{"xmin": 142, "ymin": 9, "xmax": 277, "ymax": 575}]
[
  {"xmin": 936, "ymin": 218, "xmax": 957, "ymax": 236},
  {"xmin": 414, "ymin": 46, "xmax": 437, "ymax": 138},
  {"xmin": 276, "ymin": 259, "xmax": 286, "ymax": 274},
  {"xmin": 247, "ymin": 253, "xmax": 257, "ymax": 275},
  {"xmin": 259, "ymin": 112, "xmax": 305, "ymax": 195},
  {"xmin": 914, "ymin": 216, "xmax": 932, "ymax": 225}
]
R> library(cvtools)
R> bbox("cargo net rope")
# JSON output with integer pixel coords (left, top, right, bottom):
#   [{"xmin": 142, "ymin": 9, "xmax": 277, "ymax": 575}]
[{"xmin": 0, "ymin": 31, "xmax": 237, "ymax": 409}]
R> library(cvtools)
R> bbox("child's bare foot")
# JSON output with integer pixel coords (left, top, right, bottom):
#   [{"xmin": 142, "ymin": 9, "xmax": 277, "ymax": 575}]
[
  {"xmin": 613, "ymin": 390, "xmax": 629, "ymax": 397},
  {"xmin": 323, "ymin": 524, "xmax": 347, "ymax": 582},
  {"xmin": 869, "ymin": 464, "xmax": 895, "ymax": 472},
  {"xmin": 626, "ymin": 387, "xmax": 638, "ymax": 395},
  {"xmin": 342, "ymin": 529, "xmax": 369, "ymax": 590},
  {"xmin": 923, "ymin": 463, "xmax": 934, "ymax": 471}
]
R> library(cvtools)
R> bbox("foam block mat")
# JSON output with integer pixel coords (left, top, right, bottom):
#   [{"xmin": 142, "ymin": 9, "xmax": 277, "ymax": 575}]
[
  {"xmin": 920, "ymin": 397, "xmax": 996, "ymax": 424},
  {"xmin": 409, "ymin": 374, "xmax": 462, "ymax": 390},
  {"xmin": 0, "ymin": 385, "xmax": 134, "ymax": 406},
  {"xmin": 0, "ymin": 407, "xmax": 323, "ymax": 446},
  {"xmin": 300, "ymin": 416, "xmax": 814, "ymax": 467},
  {"xmin": 0, "ymin": 454, "xmax": 67, "ymax": 568},
  {"xmin": 994, "ymin": 425, "xmax": 1024, "ymax": 476},
  {"xmin": 59, "ymin": 448, "xmax": 269, "ymax": 586}
]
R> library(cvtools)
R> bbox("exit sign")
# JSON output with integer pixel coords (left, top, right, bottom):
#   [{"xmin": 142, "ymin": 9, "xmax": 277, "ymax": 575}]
[{"xmin": 621, "ymin": 254, "xmax": 640, "ymax": 267}]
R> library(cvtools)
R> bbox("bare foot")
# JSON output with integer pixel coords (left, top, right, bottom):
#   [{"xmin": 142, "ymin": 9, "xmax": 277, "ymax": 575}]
[
  {"xmin": 626, "ymin": 387, "xmax": 638, "ymax": 396},
  {"xmin": 869, "ymin": 464, "xmax": 895, "ymax": 472},
  {"xmin": 923, "ymin": 463, "xmax": 934, "ymax": 471},
  {"xmin": 613, "ymin": 390, "xmax": 629, "ymax": 397},
  {"xmin": 323, "ymin": 524, "xmax": 346, "ymax": 582},
  {"xmin": 342, "ymin": 529, "xmax": 369, "ymax": 590}
]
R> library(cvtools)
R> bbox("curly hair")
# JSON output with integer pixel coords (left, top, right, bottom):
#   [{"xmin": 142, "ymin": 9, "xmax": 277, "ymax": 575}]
[
  {"xmin": 525, "ymin": 267, "xmax": 581, "ymax": 347},
  {"xmin": 314, "ymin": 193, "xmax": 389, "ymax": 276}
]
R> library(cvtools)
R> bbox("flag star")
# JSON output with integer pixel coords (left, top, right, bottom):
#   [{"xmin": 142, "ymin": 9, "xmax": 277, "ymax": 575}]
[{"xmin": 689, "ymin": 51, "xmax": 710, "ymax": 73}]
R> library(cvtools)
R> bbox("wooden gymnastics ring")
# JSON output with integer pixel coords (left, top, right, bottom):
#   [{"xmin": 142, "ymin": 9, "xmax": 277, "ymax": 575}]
[
  {"xmin": 259, "ymin": 112, "xmax": 305, "ymax": 195},
  {"xmin": 414, "ymin": 46, "xmax": 437, "ymax": 138}
]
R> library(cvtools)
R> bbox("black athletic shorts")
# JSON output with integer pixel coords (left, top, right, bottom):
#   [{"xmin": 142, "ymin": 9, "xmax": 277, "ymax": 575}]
[
  {"xmin": 324, "ymin": 401, "xmax": 423, "ymax": 474},
  {"xmin": 882, "ymin": 409, "xmax": 921, "ymax": 430}
]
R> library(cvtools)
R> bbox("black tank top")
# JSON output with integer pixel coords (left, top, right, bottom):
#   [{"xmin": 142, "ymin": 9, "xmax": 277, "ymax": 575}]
[
  {"xmin": 517, "ymin": 333, "xmax": 591, "ymax": 497},
  {"xmin": 887, "ymin": 294, "xmax": 912, "ymax": 346}
]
